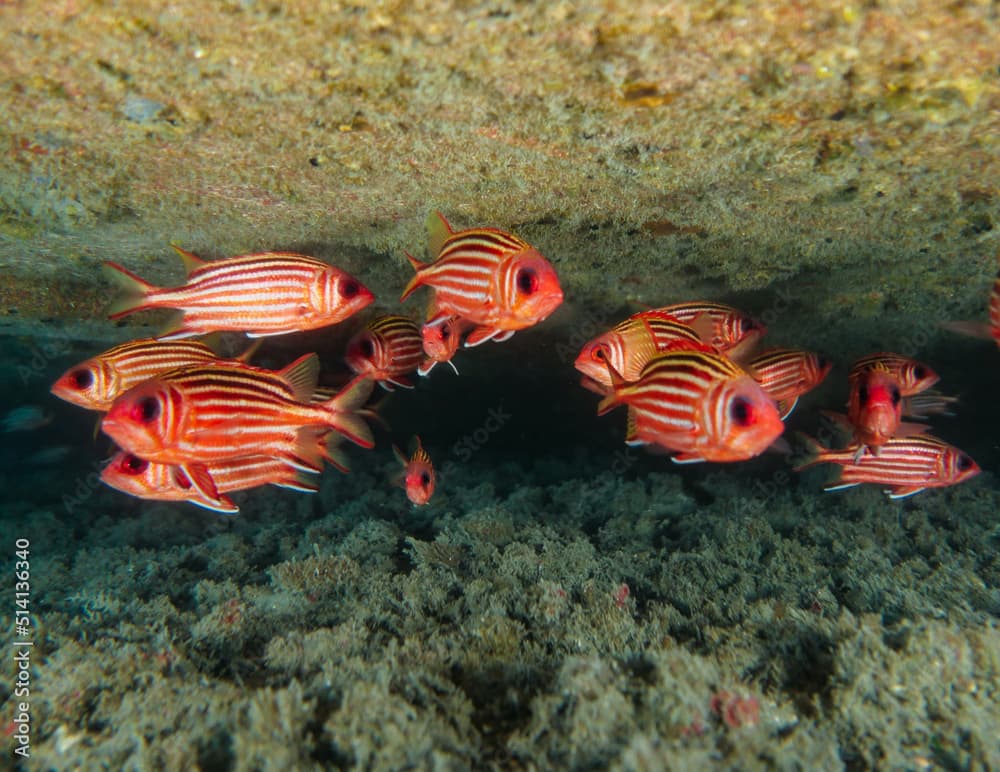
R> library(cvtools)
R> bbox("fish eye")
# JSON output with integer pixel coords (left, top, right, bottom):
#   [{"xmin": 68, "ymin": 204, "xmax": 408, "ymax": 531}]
[
  {"xmin": 956, "ymin": 454, "xmax": 973, "ymax": 472},
  {"xmin": 890, "ymin": 386, "xmax": 901, "ymax": 406},
  {"xmin": 420, "ymin": 471, "xmax": 431, "ymax": 486},
  {"xmin": 359, "ymin": 338, "xmax": 375, "ymax": 358},
  {"xmin": 729, "ymin": 396, "xmax": 754, "ymax": 426},
  {"xmin": 132, "ymin": 395, "xmax": 161, "ymax": 424},
  {"xmin": 591, "ymin": 346, "xmax": 606, "ymax": 362},
  {"xmin": 340, "ymin": 278, "xmax": 360, "ymax": 299},
  {"xmin": 71, "ymin": 368, "xmax": 94, "ymax": 389},
  {"xmin": 817, "ymin": 356, "xmax": 830, "ymax": 371},
  {"xmin": 516, "ymin": 267, "xmax": 539, "ymax": 295},
  {"xmin": 121, "ymin": 455, "xmax": 148, "ymax": 475},
  {"xmin": 858, "ymin": 384, "xmax": 869, "ymax": 406},
  {"xmin": 740, "ymin": 318, "xmax": 754, "ymax": 333},
  {"xmin": 913, "ymin": 365, "xmax": 926, "ymax": 380},
  {"xmin": 440, "ymin": 325, "xmax": 450, "ymax": 340}
]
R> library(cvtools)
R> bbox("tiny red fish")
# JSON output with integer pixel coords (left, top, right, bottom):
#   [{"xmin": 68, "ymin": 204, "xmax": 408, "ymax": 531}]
[
  {"xmin": 101, "ymin": 451, "xmax": 319, "ymax": 514},
  {"xmin": 104, "ymin": 246, "xmax": 373, "ymax": 339},
  {"xmin": 652, "ymin": 302, "xmax": 766, "ymax": 356},
  {"xmin": 748, "ymin": 347, "xmax": 832, "ymax": 419},
  {"xmin": 400, "ymin": 211, "xmax": 563, "ymax": 347},
  {"xmin": 597, "ymin": 350, "xmax": 784, "ymax": 463},
  {"xmin": 419, "ymin": 316, "xmax": 469, "ymax": 376},
  {"xmin": 795, "ymin": 433, "xmax": 980, "ymax": 499},
  {"xmin": 51, "ymin": 337, "xmax": 252, "ymax": 411},
  {"xmin": 101, "ymin": 355, "xmax": 374, "ymax": 495},
  {"xmin": 393, "ymin": 436, "xmax": 435, "ymax": 505},
  {"xmin": 344, "ymin": 315, "xmax": 424, "ymax": 390},
  {"xmin": 848, "ymin": 353, "xmax": 938, "ymax": 397},
  {"xmin": 575, "ymin": 311, "xmax": 710, "ymax": 392}
]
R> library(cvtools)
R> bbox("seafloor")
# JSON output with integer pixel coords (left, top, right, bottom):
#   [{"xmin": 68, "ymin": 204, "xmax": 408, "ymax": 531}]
[{"xmin": 1, "ymin": 1, "xmax": 999, "ymax": 770}]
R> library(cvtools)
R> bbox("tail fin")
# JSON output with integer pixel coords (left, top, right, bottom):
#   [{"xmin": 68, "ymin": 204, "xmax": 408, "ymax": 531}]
[
  {"xmin": 791, "ymin": 432, "xmax": 828, "ymax": 472},
  {"xmin": 320, "ymin": 375, "xmax": 376, "ymax": 448},
  {"xmin": 103, "ymin": 262, "xmax": 159, "ymax": 319},
  {"xmin": 399, "ymin": 251, "xmax": 429, "ymax": 302}
]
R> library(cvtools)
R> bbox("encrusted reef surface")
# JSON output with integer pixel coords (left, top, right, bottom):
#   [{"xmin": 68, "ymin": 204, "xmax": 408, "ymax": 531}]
[{"xmin": 2, "ymin": 1, "xmax": 1000, "ymax": 769}]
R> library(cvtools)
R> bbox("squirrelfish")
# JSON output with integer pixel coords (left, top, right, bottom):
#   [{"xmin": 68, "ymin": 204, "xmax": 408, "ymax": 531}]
[
  {"xmin": 419, "ymin": 316, "xmax": 469, "ymax": 376},
  {"xmin": 842, "ymin": 366, "xmax": 905, "ymax": 454},
  {"xmin": 393, "ymin": 436, "xmax": 436, "ymax": 506},
  {"xmin": 942, "ymin": 268, "xmax": 1000, "ymax": 349},
  {"xmin": 848, "ymin": 353, "xmax": 938, "ymax": 397},
  {"xmin": 795, "ymin": 433, "xmax": 980, "ymax": 499},
  {"xmin": 101, "ymin": 451, "xmax": 318, "ymax": 514},
  {"xmin": 101, "ymin": 355, "xmax": 374, "ymax": 490},
  {"xmin": 652, "ymin": 302, "xmax": 766, "ymax": 356},
  {"xmin": 344, "ymin": 315, "xmax": 424, "ymax": 390},
  {"xmin": 748, "ymin": 347, "xmax": 831, "ymax": 420},
  {"xmin": 51, "ymin": 337, "xmax": 253, "ymax": 411},
  {"xmin": 596, "ymin": 350, "xmax": 784, "ymax": 463},
  {"xmin": 104, "ymin": 247, "xmax": 373, "ymax": 339},
  {"xmin": 575, "ymin": 311, "xmax": 710, "ymax": 393},
  {"xmin": 400, "ymin": 212, "xmax": 563, "ymax": 347}
]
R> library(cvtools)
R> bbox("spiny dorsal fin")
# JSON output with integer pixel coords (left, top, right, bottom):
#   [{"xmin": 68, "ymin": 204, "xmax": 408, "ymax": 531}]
[
  {"xmin": 427, "ymin": 211, "xmax": 453, "ymax": 257},
  {"xmin": 170, "ymin": 243, "xmax": 207, "ymax": 276}
]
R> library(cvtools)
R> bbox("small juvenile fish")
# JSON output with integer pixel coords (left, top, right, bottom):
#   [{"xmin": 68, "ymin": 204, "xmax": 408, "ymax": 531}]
[
  {"xmin": 344, "ymin": 315, "xmax": 424, "ymax": 390},
  {"xmin": 51, "ymin": 337, "xmax": 252, "ymax": 411},
  {"xmin": 575, "ymin": 311, "xmax": 710, "ymax": 393},
  {"xmin": 393, "ymin": 436, "xmax": 436, "ymax": 506},
  {"xmin": 848, "ymin": 353, "xmax": 938, "ymax": 397},
  {"xmin": 101, "ymin": 451, "xmax": 318, "ymax": 514},
  {"xmin": 101, "ymin": 355, "xmax": 375, "ymax": 500},
  {"xmin": 104, "ymin": 247, "xmax": 374, "ymax": 339},
  {"xmin": 795, "ymin": 433, "xmax": 980, "ymax": 499},
  {"xmin": 597, "ymin": 350, "xmax": 784, "ymax": 463},
  {"xmin": 1, "ymin": 405, "xmax": 53, "ymax": 432},
  {"xmin": 400, "ymin": 211, "xmax": 563, "ymax": 347},
  {"xmin": 748, "ymin": 347, "xmax": 832, "ymax": 420},
  {"xmin": 419, "ymin": 316, "xmax": 468, "ymax": 376},
  {"xmin": 652, "ymin": 301, "xmax": 766, "ymax": 356}
]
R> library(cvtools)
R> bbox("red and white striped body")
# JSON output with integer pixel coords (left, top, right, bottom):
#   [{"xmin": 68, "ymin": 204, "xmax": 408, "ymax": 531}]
[
  {"xmin": 796, "ymin": 434, "xmax": 980, "ymax": 499},
  {"xmin": 990, "ymin": 271, "xmax": 999, "ymax": 347},
  {"xmin": 400, "ymin": 212, "xmax": 563, "ymax": 347},
  {"xmin": 748, "ymin": 347, "xmax": 831, "ymax": 419},
  {"xmin": 344, "ymin": 315, "xmax": 424, "ymax": 390},
  {"xmin": 51, "ymin": 338, "xmax": 231, "ymax": 411},
  {"xmin": 597, "ymin": 350, "xmax": 784, "ymax": 463},
  {"xmin": 848, "ymin": 353, "xmax": 938, "ymax": 397},
  {"xmin": 575, "ymin": 311, "xmax": 709, "ymax": 391},
  {"xmin": 101, "ymin": 355, "xmax": 374, "ymax": 470},
  {"xmin": 101, "ymin": 451, "xmax": 318, "ymax": 513},
  {"xmin": 104, "ymin": 248, "xmax": 373, "ymax": 339},
  {"xmin": 653, "ymin": 302, "xmax": 766, "ymax": 354}
]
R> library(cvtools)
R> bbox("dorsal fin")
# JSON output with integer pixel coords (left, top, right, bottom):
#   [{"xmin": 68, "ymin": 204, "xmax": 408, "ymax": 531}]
[
  {"xmin": 426, "ymin": 211, "xmax": 453, "ymax": 257},
  {"xmin": 170, "ymin": 243, "xmax": 207, "ymax": 276},
  {"xmin": 277, "ymin": 354, "xmax": 321, "ymax": 403}
]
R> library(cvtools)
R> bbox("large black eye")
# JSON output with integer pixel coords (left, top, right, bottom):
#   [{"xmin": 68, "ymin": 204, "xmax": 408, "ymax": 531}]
[
  {"xmin": 730, "ymin": 396, "xmax": 753, "ymax": 426},
  {"xmin": 340, "ymin": 279, "xmax": 360, "ymax": 299},
  {"xmin": 121, "ymin": 455, "xmax": 148, "ymax": 475},
  {"xmin": 913, "ymin": 365, "xmax": 926, "ymax": 380},
  {"xmin": 956, "ymin": 454, "xmax": 973, "ymax": 472},
  {"xmin": 591, "ymin": 346, "xmax": 606, "ymax": 362},
  {"xmin": 71, "ymin": 369, "xmax": 94, "ymax": 389},
  {"xmin": 359, "ymin": 338, "xmax": 375, "ymax": 358},
  {"xmin": 132, "ymin": 395, "xmax": 160, "ymax": 423},
  {"xmin": 440, "ymin": 325, "xmax": 450, "ymax": 340},
  {"xmin": 817, "ymin": 356, "xmax": 830, "ymax": 371},
  {"xmin": 890, "ymin": 386, "xmax": 901, "ymax": 406},
  {"xmin": 858, "ymin": 384, "xmax": 869, "ymax": 406},
  {"xmin": 740, "ymin": 318, "xmax": 754, "ymax": 333},
  {"xmin": 420, "ymin": 471, "xmax": 431, "ymax": 486},
  {"xmin": 516, "ymin": 268, "xmax": 538, "ymax": 295}
]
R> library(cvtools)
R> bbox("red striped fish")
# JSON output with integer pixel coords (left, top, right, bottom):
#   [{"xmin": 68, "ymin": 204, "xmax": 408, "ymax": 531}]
[
  {"xmin": 344, "ymin": 315, "xmax": 424, "ymax": 390},
  {"xmin": 848, "ymin": 353, "xmax": 938, "ymax": 397},
  {"xmin": 575, "ymin": 311, "xmax": 711, "ymax": 393},
  {"xmin": 101, "ymin": 354, "xmax": 375, "ymax": 481},
  {"xmin": 393, "ymin": 436, "xmax": 436, "ymax": 506},
  {"xmin": 795, "ymin": 433, "xmax": 980, "ymax": 499},
  {"xmin": 419, "ymin": 316, "xmax": 469, "ymax": 376},
  {"xmin": 104, "ymin": 246, "xmax": 374, "ymax": 339},
  {"xmin": 748, "ymin": 347, "xmax": 831, "ymax": 419},
  {"xmin": 50, "ymin": 337, "xmax": 256, "ymax": 411},
  {"xmin": 652, "ymin": 302, "xmax": 766, "ymax": 356},
  {"xmin": 942, "ymin": 268, "xmax": 1000, "ymax": 349},
  {"xmin": 596, "ymin": 350, "xmax": 784, "ymax": 463},
  {"xmin": 400, "ymin": 212, "xmax": 563, "ymax": 347},
  {"xmin": 101, "ymin": 451, "xmax": 319, "ymax": 514}
]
